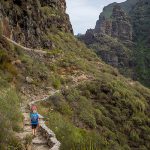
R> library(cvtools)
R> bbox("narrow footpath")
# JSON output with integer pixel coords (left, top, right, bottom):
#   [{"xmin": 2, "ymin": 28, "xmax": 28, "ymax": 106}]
[
  {"xmin": 3, "ymin": 35, "xmax": 60, "ymax": 150},
  {"xmin": 2, "ymin": 35, "xmax": 47, "ymax": 54},
  {"xmin": 18, "ymin": 91, "xmax": 60, "ymax": 150}
]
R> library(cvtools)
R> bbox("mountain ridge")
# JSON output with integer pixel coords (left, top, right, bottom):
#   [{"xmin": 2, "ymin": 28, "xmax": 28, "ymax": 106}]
[
  {"xmin": 79, "ymin": 0, "xmax": 150, "ymax": 87},
  {"xmin": 100, "ymin": 0, "xmax": 139, "ymax": 19}
]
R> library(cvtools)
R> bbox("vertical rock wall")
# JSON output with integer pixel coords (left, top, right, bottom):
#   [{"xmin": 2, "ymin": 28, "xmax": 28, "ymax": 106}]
[{"xmin": 0, "ymin": 0, "xmax": 73, "ymax": 49}]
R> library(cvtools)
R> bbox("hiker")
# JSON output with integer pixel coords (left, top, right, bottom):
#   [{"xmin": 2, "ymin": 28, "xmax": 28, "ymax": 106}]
[{"xmin": 30, "ymin": 105, "xmax": 39, "ymax": 136}]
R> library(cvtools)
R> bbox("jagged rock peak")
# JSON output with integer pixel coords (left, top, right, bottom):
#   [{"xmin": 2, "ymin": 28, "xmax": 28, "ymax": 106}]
[
  {"xmin": 94, "ymin": 4, "xmax": 132, "ymax": 41},
  {"xmin": 112, "ymin": 5, "xmax": 129, "ymax": 21},
  {"xmin": 0, "ymin": 0, "xmax": 73, "ymax": 49},
  {"xmin": 111, "ymin": 5, "xmax": 132, "ymax": 41},
  {"xmin": 79, "ymin": 4, "xmax": 134, "ymax": 71}
]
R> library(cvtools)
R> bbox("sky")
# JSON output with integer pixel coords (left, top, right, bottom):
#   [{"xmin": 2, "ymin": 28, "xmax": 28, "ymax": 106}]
[{"xmin": 66, "ymin": 0, "xmax": 126, "ymax": 35}]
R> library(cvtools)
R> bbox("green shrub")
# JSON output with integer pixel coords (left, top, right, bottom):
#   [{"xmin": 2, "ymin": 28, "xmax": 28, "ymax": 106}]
[
  {"xmin": 94, "ymin": 109, "xmax": 103, "ymax": 125},
  {"xmin": 40, "ymin": 6, "xmax": 58, "ymax": 17},
  {"xmin": 47, "ymin": 49, "xmax": 63, "ymax": 57},
  {"xmin": 113, "ymin": 91, "xmax": 121, "ymax": 100},
  {"xmin": 19, "ymin": 54, "xmax": 33, "ymax": 64},
  {"xmin": 46, "ymin": 112, "xmax": 83, "ymax": 149},
  {"xmin": 52, "ymin": 76, "xmax": 61, "ymax": 89},
  {"xmin": 0, "ymin": 89, "xmax": 22, "ymax": 130},
  {"xmin": 130, "ymin": 130, "xmax": 140, "ymax": 142},
  {"xmin": 56, "ymin": 101, "xmax": 72, "ymax": 116},
  {"xmin": 7, "ymin": 137, "xmax": 23, "ymax": 150},
  {"xmin": 0, "ymin": 50, "xmax": 9, "ymax": 63},
  {"xmin": 66, "ymin": 89, "xmax": 80, "ymax": 102},
  {"xmin": 0, "ymin": 50, "xmax": 17, "ymax": 76},
  {"xmin": 79, "ymin": 110, "xmax": 97, "ymax": 128},
  {"xmin": 49, "ymin": 64, "xmax": 57, "ymax": 72},
  {"xmin": 45, "ymin": 112, "xmax": 102, "ymax": 150},
  {"xmin": 24, "ymin": 135, "xmax": 33, "ymax": 145},
  {"xmin": 3, "ymin": 62, "xmax": 18, "ymax": 76},
  {"xmin": 0, "ymin": 86, "xmax": 23, "ymax": 148},
  {"xmin": 102, "ymin": 116, "xmax": 116, "ymax": 130}
]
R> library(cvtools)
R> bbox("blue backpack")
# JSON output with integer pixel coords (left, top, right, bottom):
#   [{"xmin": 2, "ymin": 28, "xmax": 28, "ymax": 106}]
[{"xmin": 31, "ymin": 113, "xmax": 38, "ymax": 124}]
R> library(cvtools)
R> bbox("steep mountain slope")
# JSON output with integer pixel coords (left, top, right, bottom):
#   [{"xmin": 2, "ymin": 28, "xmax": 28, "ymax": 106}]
[
  {"xmin": 130, "ymin": 0, "xmax": 150, "ymax": 86},
  {"xmin": 0, "ymin": 78, "xmax": 22, "ymax": 149},
  {"xmin": 131, "ymin": 0, "xmax": 150, "ymax": 43},
  {"xmin": 0, "ymin": 0, "xmax": 150, "ymax": 150},
  {"xmin": 80, "ymin": 0, "xmax": 150, "ymax": 87}
]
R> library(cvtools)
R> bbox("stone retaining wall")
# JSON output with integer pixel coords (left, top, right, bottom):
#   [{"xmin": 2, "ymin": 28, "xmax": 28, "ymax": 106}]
[{"xmin": 39, "ymin": 120, "xmax": 61, "ymax": 150}]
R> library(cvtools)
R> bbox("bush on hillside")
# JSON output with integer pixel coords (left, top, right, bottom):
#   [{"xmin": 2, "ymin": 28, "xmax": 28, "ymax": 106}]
[
  {"xmin": 38, "ymin": 78, "xmax": 150, "ymax": 149},
  {"xmin": 0, "ymin": 86, "xmax": 23, "ymax": 148}
]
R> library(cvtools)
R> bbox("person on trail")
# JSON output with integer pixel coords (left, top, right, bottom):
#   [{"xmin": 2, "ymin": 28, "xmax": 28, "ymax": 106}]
[{"xmin": 30, "ymin": 105, "xmax": 39, "ymax": 136}]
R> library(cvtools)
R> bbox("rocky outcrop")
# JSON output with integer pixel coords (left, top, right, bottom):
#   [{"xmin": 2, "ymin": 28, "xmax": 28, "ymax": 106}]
[
  {"xmin": 79, "ymin": 0, "xmax": 150, "ymax": 87},
  {"xmin": 111, "ymin": 5, "xmax": 132, "ymax": 41},
  {"xmin": 100, "ymin": 0, "xmax": 139, "ymax": 19},
  {"xmin": 95, "ymin": 16, "xmax": 112, "ymax": 36},
  {"xmin": 94, "ymin": 5, "xmax": 132, "ymax": 41},
  {"xmin": 0, "ymin": 0, "xmax": 73, "ymax": 49},
  {"xmin": 79, "ymin": 5, "xmax": 134, "ymax": 71}
]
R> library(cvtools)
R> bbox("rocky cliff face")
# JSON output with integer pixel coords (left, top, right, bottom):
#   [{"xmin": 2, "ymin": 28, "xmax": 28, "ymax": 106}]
[
  {"xmin": 80, "ymin": 0, "xmax": 150, "ymax": 87},
  {"xmin": 95, "ymin": 5, "xmax": 132, "ymax": 41},
  {"xmin": 111, "ymin": 5, "xmax": 132, "ymax": 41},
  {"xmin": 80, "ymin": 5, "xmax": 134, "ymax": 73},
  {"xmin": 0, "ymin": 0, "xmax": 73, "ymax": 49}
]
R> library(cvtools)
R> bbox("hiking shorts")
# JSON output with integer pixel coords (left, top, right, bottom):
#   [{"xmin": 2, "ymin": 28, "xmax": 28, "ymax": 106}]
[{"xmin": 31, "ymin": 124, "xmax": 38, "ymax": 129}]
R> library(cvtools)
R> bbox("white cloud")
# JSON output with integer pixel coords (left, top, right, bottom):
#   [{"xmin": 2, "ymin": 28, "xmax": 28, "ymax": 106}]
[{"xmin": 66, "ymin": 0, "xmax": 126, "ymax": 34}]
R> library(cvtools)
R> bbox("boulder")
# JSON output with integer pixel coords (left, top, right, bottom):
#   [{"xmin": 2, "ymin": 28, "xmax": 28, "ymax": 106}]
[{"xmin": 26, "ymin": 77, "xmax": 34, "ymax": 84}]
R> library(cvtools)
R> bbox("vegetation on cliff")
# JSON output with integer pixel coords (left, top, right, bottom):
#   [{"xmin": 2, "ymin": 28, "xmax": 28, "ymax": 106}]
[
  {"xmin": 80, "ymin": 0, "xmax": 150, "ymax": 87},
  {"xmin": 37, "ymin": 30, "xmax": 150, "ymax": 150},
  {"xmin": 130, "ymin": 0, "xmax": 150, "ymax": 87}
]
